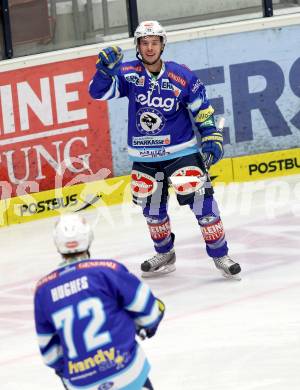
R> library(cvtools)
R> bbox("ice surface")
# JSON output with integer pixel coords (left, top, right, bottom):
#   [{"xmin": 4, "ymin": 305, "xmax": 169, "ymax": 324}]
[{"xmin": 0, "ymin": 175, "xmax": 299, "ymax": 390}]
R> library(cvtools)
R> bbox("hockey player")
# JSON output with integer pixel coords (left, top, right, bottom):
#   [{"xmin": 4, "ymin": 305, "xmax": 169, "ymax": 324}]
[
  {"xmin": 89, "ymin": 20, "xmax": 241, "ymax": 280},
  {"xmin": 34, "ymin": 213, "xmax": 165, "ymax": 390}
]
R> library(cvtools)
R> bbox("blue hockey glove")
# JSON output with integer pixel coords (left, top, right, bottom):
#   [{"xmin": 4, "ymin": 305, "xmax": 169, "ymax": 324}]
[
  {"xmin": 96, "ymin": 46, "xmax": 123, "ymax": 76},
  {"xmin": 136, "ymin": 298, "xmax": 165, "ymax": 339},
  {"xmin": 201, "ymin": 130, "xmax": 224, "ymax": 168}
]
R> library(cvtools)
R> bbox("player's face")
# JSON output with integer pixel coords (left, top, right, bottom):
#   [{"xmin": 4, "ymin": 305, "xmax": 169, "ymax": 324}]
[{"xmin": 138, "ymin": 36, "xmax": 163, "ymax": 66}]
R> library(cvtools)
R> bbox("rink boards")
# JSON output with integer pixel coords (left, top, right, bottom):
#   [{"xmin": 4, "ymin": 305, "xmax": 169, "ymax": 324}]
[
  {"xmin": 0, "ymin": 147, "xmax": 299, "ymax": 227},
  {"xmin": 1, "ymin": 15, "xmax": 300, "ymax": 228}
]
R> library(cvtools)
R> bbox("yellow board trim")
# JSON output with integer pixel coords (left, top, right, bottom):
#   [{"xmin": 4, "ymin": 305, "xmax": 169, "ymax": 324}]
[
  {"xmin": 1, "ymin": 148, "xmax": 299, "ymax": 226},
  {"xmin": 209, "ymin": 157, "xmax": 233, "ymax": 185},
  {"xmin": 232, "ymin": 148, "xmax": 300, "ymax": 182},
  {"xmin": 5, "ymin": 175, "xmax": 131, "ymax": 225},
  {"xmin": 0, "ymin": 200, "xmax": 8, "ymax": 227}
]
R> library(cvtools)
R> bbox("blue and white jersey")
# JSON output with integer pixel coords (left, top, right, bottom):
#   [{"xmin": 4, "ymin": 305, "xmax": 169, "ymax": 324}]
[
  {"xmin": 34, "ymin": 259, "xmax": 162, "ymax": 390},
  {"xmin": 89, "ymin": 60, "xmax": 216, "ymax": 162}
]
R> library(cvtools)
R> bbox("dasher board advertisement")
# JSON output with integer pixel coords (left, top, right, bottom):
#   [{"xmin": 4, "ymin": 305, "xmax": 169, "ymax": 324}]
[{"xmin": 0, "ymin": 57, "xmax": 113, "ymax": 200}]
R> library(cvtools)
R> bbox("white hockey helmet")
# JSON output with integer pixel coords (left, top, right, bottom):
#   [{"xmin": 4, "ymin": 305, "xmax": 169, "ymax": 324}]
[
  {"xmin": 134, "ymin": 20, "xmax": 167, "ymax": 46},
  {"xmin": 53, "ymin": 214, "xmax": 93, "ymax": 255}
]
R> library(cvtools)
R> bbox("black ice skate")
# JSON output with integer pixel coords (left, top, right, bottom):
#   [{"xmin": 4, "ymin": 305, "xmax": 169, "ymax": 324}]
[
  {"xmin": 213, "ymin": 255, "xmax": 241, "ymax": 280},
  {"xmin": 141, "ymin": 249, "xmax": 176, "ymax": 278}
]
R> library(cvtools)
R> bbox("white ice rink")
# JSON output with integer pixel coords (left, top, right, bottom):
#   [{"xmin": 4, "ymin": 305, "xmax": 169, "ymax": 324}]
[{"xmin": 0, "ymin": 175, "xmax": 300, "ymax": 390}]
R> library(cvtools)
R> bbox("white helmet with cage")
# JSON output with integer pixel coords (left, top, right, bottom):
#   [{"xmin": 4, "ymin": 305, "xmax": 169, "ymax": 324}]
[
  {"xmin": 134, "ymin": 20, "xmax": 167, "ymax": 46},
  {"xmin": 53, "ymin": 214, "xmax": 93, "ymax": 255}
]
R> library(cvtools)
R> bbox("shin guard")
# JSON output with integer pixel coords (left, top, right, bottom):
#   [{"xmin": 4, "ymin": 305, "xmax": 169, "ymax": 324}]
[
  {"xmin": 191, "ymin": 196, "xmax": 229, "ymax": 258},
  {"xmin": 143, "ymin": 206, "xmax": 174, "ymax": 254}
]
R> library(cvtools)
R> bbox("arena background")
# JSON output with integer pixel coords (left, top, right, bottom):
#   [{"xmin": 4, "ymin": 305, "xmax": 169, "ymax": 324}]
[{"xmin": 0, "ymin": 14, "xmax": 299, "ymax": 226}]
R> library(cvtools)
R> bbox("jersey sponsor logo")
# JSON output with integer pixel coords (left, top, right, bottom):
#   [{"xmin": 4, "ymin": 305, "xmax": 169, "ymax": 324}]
[
  {"xmin": 136, "ymin": 107, "xmax": 166, "ymax": 135},
  {"xmin": 170, "ymin": 166, "xmax": 206, "ymax": 195},
  {"xmin": 192, "ymin": 78, "xmax": 203, "ymax": 93},
  {"xmin": 68, "ymin": 347, "xmax": 130, "ymax": 375},
  {"xmin": 139, "ymin": 147, "xmax": 170, "ymax": 159},
  {"xmin": 158, "ymin": 78, "xmax": 182, "ymax": 97},
  {"xmin": 124, "ymin": 73, "xmax": 145, "ymax": 86},
  {"xmin": 18, "ymin": 194, "xmax": 78, "ymax": 216},
  {"xmin": 36, "ymin": 271, "xmax": 59, "ymax": 289},
  {"xmin": 136, "ymin": 91, "xmax": 175, "ymax": 112},
  {"xmin": 200, "ymin": 219, "xmax": 224, "ymax": 242},
  {"xmin": 161, "ymin": 78, "xmax": 173, "ymax": 90},
  {"xmin": 249, "ymin": 158, "xmax": 300, "ymax": 175},
  {"xmin": 59, "ymin": 266, "xmax": 76, "ymax": 276},
  {"xmin": 131, "ymin": 170, "xmax": 158, "ymax": 198},
  {"xmin": 77, "ymin": 260, "xmax": 118, "ymax": 270},
  {"xmin": 121, "ymin": 65, "xmax": 142, "ymax": 72},
  {"xmin": 172, "ymin": 84, "xmax": 181, "ymax": 97},
  {"xmin": 137, "ymin": 76, "xmax": 145, "ymax": 86},
  {"xmin": 195, "ymin": 105, "xmax": 214, "ymax": 123},
  {"xmin": 167, "ymin": 71, "xmax": 187, "ymax": 87},
  {"xmin": 124, "ymin": 73, "xmax": 138, "ymax": 83},
  {"xmin": 132, "ymin": 135, "xmax": 171, "ymax": 146}
]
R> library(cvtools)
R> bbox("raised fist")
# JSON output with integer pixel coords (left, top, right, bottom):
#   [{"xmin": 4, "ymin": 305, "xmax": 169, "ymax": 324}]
[{"xmin": 96, "ymin": 46, "xmax": 123, "ymax": 76}]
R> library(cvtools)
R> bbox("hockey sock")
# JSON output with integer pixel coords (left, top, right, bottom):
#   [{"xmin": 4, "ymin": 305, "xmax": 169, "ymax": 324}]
[
  {"xmin": 143, "ymin": 206, "xmax": 173, "ymax": 253},
  {"xmin": 191, "ymin": 196, "xmax": 228, "ymax": 258}
]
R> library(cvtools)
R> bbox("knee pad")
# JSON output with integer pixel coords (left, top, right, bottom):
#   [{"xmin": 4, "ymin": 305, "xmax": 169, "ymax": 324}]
[
  {"xmin": 170, "ymin": 165, "xmax": 209, "ymax": 205},
  {"xmin": 131, "ymin": 168, "xmax": 168, "ymax": 208},
  {"xmin": 131, "ymin": 169, "xmax": 158, "ymax": 203}
]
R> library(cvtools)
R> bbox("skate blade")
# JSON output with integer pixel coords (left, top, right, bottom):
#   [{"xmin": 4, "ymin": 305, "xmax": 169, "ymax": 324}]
[
  {"xmin": 220, "ymin": 271, "xmax": 242, "ymax": 281},
  {"xmin": 142, "ymin": 264, "xmax": 176, "ymax": 278}
]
